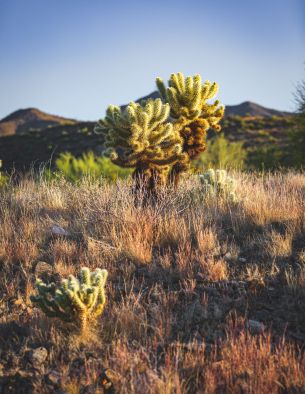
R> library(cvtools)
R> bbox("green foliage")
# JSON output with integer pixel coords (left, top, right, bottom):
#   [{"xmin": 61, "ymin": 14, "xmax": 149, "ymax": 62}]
[
  {"xmin": 95, "ymin": 72, "xmax": 224, "ymax": 193},
  {"xmin": 288, "ymin": 77, "xmax": 305, "ymax": 168},
  {"xmin": 31, "ymin": 267, "xmax": 108, "ymax": 333},
  {"xmin": 246, "ymin": 74, "xmax": 305, "ymax": 171},
  {"xmin": 55, "ymin": 151, "xmax": 132, "ymax": 182},
  {"xmin": 247, "ymin": 145, "xmax": 285, "ymax": 170},
  {"xmin": 288, "ymin": 115, "xmax": 305, "ymax": 168},
  {"xmin": 0, "ymin": 160, "xmax": 8, "ymax": 187},
  {"xmin": 193, "ymin": 134, "xmax": 246, "ymax": 171},
  {"xmin": 199, "ymin": 169, "xmax": 237, "ymax": 202}
]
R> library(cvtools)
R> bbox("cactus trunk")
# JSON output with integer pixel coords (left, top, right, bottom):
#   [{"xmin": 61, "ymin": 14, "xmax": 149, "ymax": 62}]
[
  {"xmin": 132, "ymin": 166, "xmax": 165, "ymax": 204},
  {"xmin": 79, "ymin": 310, "xmax": 89, "ymax": 333}
]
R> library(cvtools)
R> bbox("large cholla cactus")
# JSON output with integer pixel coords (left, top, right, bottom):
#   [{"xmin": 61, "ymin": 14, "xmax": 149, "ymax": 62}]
[
  {"xmin": 31, "ymin": 267, "xmax": 108, "ymax": 333},
  {"xmin": 95, "ymin": 99, "xmax": 186, "ymax": 194},
  {"xmin": 199, "ymin": 169, "xmax": 237, "ymax": 202},
  {"xmin": 156, "ymin": 73, "xmax": 225, "ymax": 184},
  {"xmin": 95, "ymin": 72, "xmax": 224, "ymax": 195}
]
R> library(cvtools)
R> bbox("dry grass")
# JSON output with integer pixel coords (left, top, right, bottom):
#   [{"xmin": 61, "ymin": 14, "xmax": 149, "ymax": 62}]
[{"xmin": 0, "ymin": 171, "xmax": 305, "ymax": 393}]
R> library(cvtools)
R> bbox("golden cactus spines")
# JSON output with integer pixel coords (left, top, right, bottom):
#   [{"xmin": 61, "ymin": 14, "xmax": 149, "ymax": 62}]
[
  {"xmin": 155, "ymin": 72, "xmax": 225, "ymax": 185},
  {"xmin": 95, "ymin": 98, "xmax": 186, "ymax": 198}
]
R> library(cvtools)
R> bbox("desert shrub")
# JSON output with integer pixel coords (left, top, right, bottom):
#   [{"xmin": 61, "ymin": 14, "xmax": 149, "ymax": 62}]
[
  {"xmin": 248, "ymin": 145, "xmax": 285, "ymax": 170},
  {"xmin": 55, "ymin": 151, "xmax": 132, "ymax": 182},
  {"xmin": 288, "ymin": 76, "xmax": 305, "ymax": 168},
  {"xmin": 0, "ymin": 160, "xmax": 8, "ymax": 187},
  {"xmin": 193, "ymin": 133, "xmax": 246, "ymax": 171},
  {"xmin": 199, "ymin": 168, "xmax": 237, "ymax": 201},
  {"xmin": 31, "ymin": 267, "xmax": 108, "ymax": 333},
  {"xmin": 95, "ymin": 72, "xmax": 224, "ymax": 196},
  {"xmin": 250, "ymin": 74, "xmax": 305, "ymax": 170}
]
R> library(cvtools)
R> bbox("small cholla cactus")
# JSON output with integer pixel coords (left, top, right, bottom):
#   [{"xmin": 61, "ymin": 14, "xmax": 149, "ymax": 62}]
[
  {"xmin": 31, "ymin": 267, "xmax": 108, "ymax": 333},
  {"xmin": 199, "ymin": 169, "xmax": 237, "ymax": 202}
]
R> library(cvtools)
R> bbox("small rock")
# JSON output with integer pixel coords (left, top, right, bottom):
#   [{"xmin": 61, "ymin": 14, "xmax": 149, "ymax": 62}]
[
  {"xmin": 248, "ymin": 320, "xmax": 265, "ymax": 334},
  {"xmin": 17, "ymin": 370, "xmax": 34, "ymax": 379},
  {"xmin": 224, "ymin": 252, "xmax": 232, "ymax": 261},
  {"xmin": 150, "ymin": 287, "xmax": 162, "ymax": 302},
  {"xmin": 46, "ymin": 370, "xmax": 61, "ymax": 386},
  {"xmin": 183, "ymin": 300, "xmax": 209, "ymax": 324},
  {"xmin": 14, "ymin": 298, "xmax": 23, "ymax": 306},
  {"xmin": 238, "ymin": 257, "xmax": 247, "ymax": 263},
  {"xmin": 213, "ymin": 303, "xmax": 223, "ymax": 320},
  {"xmin": 34, "ymin": 261, "xmax": 53, "ymax": 277},
  {"xmin": 51, "ymin": 225, "xmax": 70, "ymax": 237},
  {"xmin": 213, "ymin": 330, "xmax": 225, "ymax": 341},
  {"xmin": 98, "ymin": 368, "xmax": 117, "ymax": 393},
  {"xmin": 31, "ymin": 347, "xmax": 48, "ymax": 366},
  {"xmin": 81, "ymin": 384, "xmax": 98, "ymax": 394},
  {"xmin": 13, "ymin": 298, "xmax": 27, "ymax": 310}
]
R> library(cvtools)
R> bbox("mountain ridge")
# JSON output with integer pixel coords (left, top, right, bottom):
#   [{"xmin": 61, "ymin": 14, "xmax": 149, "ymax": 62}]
[
  {"xmin": 0, "ymin": 99, "xmax": 292, "ymax": 137},
  {"xmin": 129, "ymin": 92, "xmax": 292, "ymax": 117},
  {"xmin": 0, "ymin": 108, "xmax": 76, "ymax": 137}
]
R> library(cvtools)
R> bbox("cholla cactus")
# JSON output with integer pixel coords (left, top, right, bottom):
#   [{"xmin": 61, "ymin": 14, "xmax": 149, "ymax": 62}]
[
  {"xmin": 95, "ymin": 72, "xmax": 224, "ymax": 194},
  {"xmin": 199, "ymin": 169, "xmax": 237, "ymax": 202},
  {"xmin": 156, "ymin": 73, "xmax": 225, "ymax": 184},
  {"xmin": 156, "ymin": 72, "xmax": 224, "ymax": 128},
  {"xmin": 31, "ymin": 267, "xmax": 108, "ymax": 333},
  {"xmin": 95, "ymin": 99, "xmax": 186, "ymax": 195}
]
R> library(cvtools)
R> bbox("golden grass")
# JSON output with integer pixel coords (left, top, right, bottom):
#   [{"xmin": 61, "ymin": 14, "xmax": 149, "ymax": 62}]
[{"xmin": 0, "ymin": 171, "xmax": 305, "ymax": 393}]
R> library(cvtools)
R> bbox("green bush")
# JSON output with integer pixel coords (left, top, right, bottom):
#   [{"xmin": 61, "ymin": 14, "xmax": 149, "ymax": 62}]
[
  {"xmin": 247, "ymin": 145, "xmax": 285, "ymax": 170},
  {"xmin": 247, "ymin": 74, "xmax": 305, "ymax": 171},
  {"xmin": 288, "ymin": 77, "xmax": 305, "ymax": 168},
  {"xmin": 55, "ymin": 151, "xmax": 132, "ymax": 182},
  {"xmin": 0, "ymin": 160, "xmax": 8, "ymax": 187},
  {"xmin": 288, "ymin": 116, "xmax": 305, "ymax": 169},
  {"xmin": 192, "ymin": 134, "xmax": 246, "ymax": 172}
]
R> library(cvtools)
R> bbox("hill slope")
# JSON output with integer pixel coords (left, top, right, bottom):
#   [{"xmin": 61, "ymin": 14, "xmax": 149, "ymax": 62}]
[
  {"xmin": 0, "ymin": 108, "xmax": 76, "ymax": 137},
  {"xmin": 225, "ymin": 101, "xmax": 291, "ymax": 117}
]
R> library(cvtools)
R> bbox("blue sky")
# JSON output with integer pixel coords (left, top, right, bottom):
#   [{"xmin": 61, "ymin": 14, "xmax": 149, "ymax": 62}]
[{"xmin": 0, "ymin": 0, "xmax": 304, "ymax": 120}]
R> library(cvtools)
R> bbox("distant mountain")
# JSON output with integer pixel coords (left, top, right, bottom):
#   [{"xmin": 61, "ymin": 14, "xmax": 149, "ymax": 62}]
[
  {"xmin": 0, "ymin": 98, "xmax": 292, "ymax": 138},
  {"xmin": 0, "ymin": 108, "xmax": 76, "ymax": 137},
  {"xmin": 225, "ymin": 101, "xmax": 291, "ymax": 117},
  {"xmin": 123, "ymin": 92, "xmax": 292, "ymax": 118}
]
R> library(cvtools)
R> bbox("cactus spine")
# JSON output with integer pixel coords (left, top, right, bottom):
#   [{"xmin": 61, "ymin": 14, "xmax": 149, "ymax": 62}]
[{"xmin": 30, "ymin": 267, "xmax": 108, "ymax": 333}]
